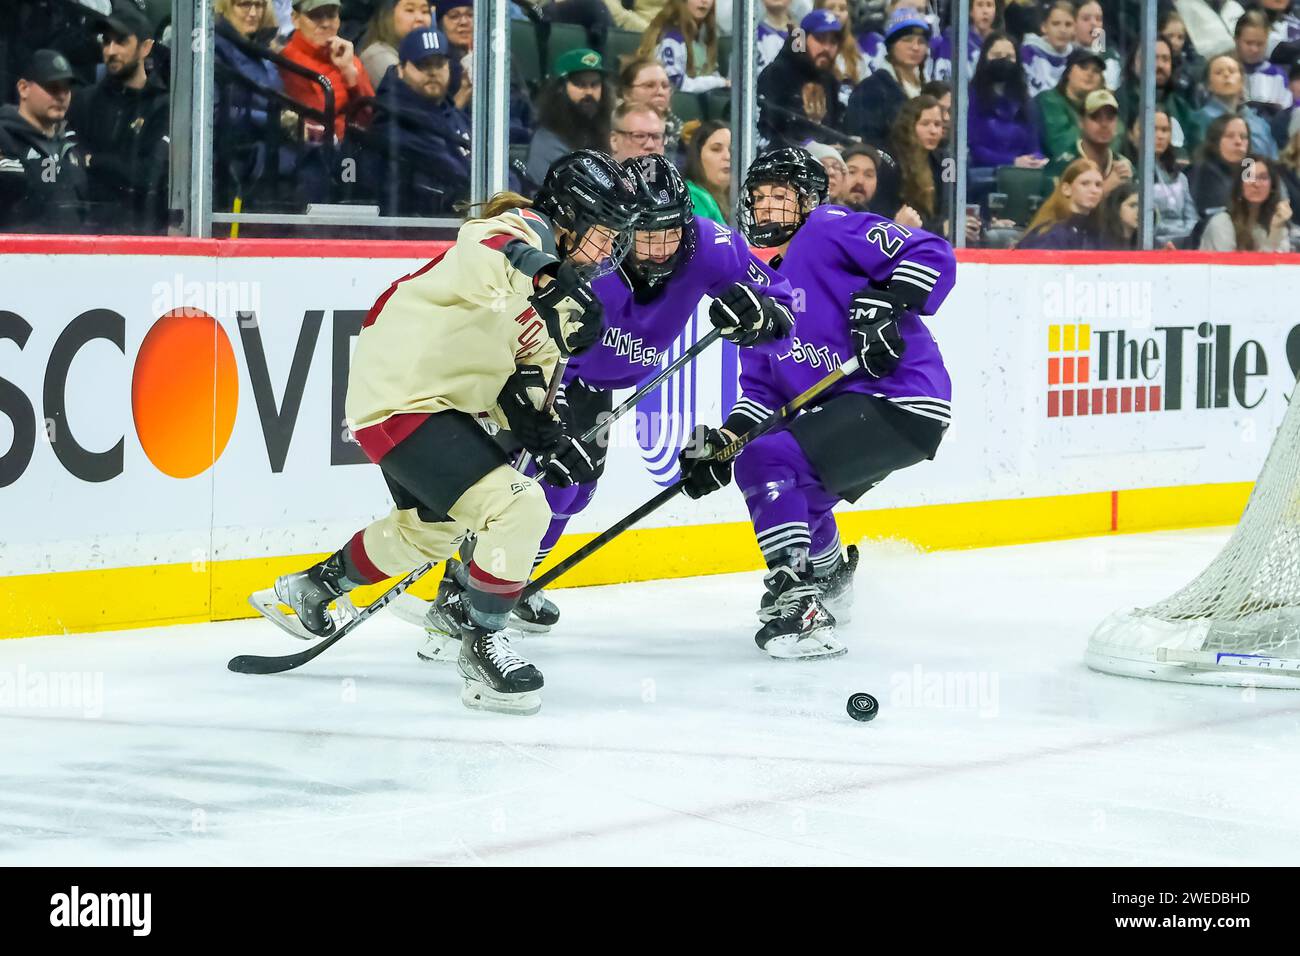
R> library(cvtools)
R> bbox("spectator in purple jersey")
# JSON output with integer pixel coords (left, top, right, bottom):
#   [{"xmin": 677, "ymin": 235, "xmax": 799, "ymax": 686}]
[
  {"xmin": 756, "ymin": 0, "xmax": 795, "ymax": 73},
  {"xmin": 1259, "ymin": 0, "xmax": 1300, "ymax": 58},
  {"xmin": 637, "ymin": 0, "xmax": 730, "ymax": 93},
  {"xmin": 1236, "ymin": 11, "xmax": 1294, "ymax": 111},
  {"xmin": 1015, "ymin": 156, "xmax": 1104, "ymax": 248},
  {"xmin": 1020, "ymin": 0, "xmax": 1075, "ymax": 97},
  {"xmin": 512, "ymin": 154, "xmax": 796, "ymax": 627},
  {"xmin": 697, "ymin": 146, "xmax": 953, "ymax": 660},
  {"xmin": 967, "ymin": 30, "xmax": 1046, "ymax": 171},
  {"xmin": 930, "ymin": 0, "xmax": 999, "ymax": 82}
]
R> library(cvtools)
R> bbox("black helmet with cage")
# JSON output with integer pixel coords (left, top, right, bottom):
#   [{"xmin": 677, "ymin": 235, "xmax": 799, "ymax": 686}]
[
  {"xmin": 622, "ymin": 153, "xmax": 698, "ymax": 285},
  {"xmin": 533, "ymin": 149, "xmax": 641, "ymax": 277},
  {"xmin": 739, "ymin": 147, "xmax": 830, "ymax": 248}
]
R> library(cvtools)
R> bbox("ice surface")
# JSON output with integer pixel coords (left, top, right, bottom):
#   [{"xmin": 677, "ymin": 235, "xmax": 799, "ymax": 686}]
[{"xmin": 2, "ymin": 528, "xmax": 1298, "ymax": 866}]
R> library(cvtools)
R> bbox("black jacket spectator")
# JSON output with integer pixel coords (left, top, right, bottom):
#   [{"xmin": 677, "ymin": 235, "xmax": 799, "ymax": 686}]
[
  {"xmin": 1189, "ymin": 154, "xmax": 1239, "ymax": 218},
  {"xmin": 366, "ymin": 28, "xmax": 472, "ymax": 216},
  {"xmin": 757, "ymin": 19, "xmax": 844, "ymax": 148},
  {"xmin": 0, "ymin": 50, "xmax": 88, "ymax": 234},
  {"xmin": 66, "ymin": 70, "xmax": 169, "ymax": 234},
  {"xmin": 1016, "ymin": 212, "xmax": 1102, "ymax": 249},
  {"xmin": 845, "ymin": 67, "xmax": 908, "ymax": 147}
]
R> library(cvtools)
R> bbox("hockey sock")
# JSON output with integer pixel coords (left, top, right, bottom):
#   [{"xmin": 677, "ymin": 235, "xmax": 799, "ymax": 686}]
[
  {"xmin": 340, "ymin": 531, "xmax": 385, "ymax": 587},
  {"xmin": 810, "ymin": 531, "xmax": 843, "ymax": 580},
  {"xmin": 465, "ymin": 561, "xmax": 526, "ymax": 631}
]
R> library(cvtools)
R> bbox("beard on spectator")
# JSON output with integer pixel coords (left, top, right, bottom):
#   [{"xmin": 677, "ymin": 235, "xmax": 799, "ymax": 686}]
[
  {"xmin": 104, "ymin": 52, "xmax": 142, "ymax": 78},
  {"xmin": 574, "ymin": 96, "xmax": 600, "ymax": 119}
]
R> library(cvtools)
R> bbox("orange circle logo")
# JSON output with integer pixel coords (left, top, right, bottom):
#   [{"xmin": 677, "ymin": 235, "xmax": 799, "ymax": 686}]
[{"xmin": 132, "ymin": 309, "xmax": 239, "ymax": 479}]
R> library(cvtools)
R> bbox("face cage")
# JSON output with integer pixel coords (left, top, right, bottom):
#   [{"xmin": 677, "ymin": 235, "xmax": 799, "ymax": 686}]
[
  {"xmin": 565, "ymin": 217, "xmax": 636, "ymax": 279},
  {"xmin": 628, "ymin": 218, "xmax": 693, "ymax": 284},
  {"xmin": 740, "ymin": 181, "xmax": 810, "ymax": 248}
]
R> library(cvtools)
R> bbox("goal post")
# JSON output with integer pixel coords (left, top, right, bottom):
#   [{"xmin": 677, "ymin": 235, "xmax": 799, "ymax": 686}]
[{"xmin": 1085, "ymin": 391, "xmax": 1300, "ymax": 689}]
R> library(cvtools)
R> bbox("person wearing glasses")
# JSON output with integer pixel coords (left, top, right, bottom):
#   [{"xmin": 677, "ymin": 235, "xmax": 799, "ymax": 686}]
[
  {"xmin": 609, "ymin": 101, "xmax": 667, "ymax": 162},
  {"xmin": 526, "ymin": 48, "xmax": 612, "ymax": 185},
  {"xmin": 618, "ymin": 57, "xmax": 682, "ymax": 157},
  {"xmin": 66, "ymin": 0, "xmax": 169, "ymax": 234},
  {"xmin": 280, "ymin": 0, "xmax": 375, "ymax": 142}
]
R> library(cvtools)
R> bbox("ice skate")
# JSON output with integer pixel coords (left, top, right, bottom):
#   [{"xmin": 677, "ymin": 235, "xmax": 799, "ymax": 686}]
[
  {"xmin": 817, "ymin": 545, "xmax": 859, "ymax": 622},
  {"xmin": 457, "ymin": 625, "xmax": 544, "ymax": 716},
  {"xmin": 249, "ymin": 551, "xmax": 359, "ymax": 641},
  {"xmin": 510, "ymin": 587, "xmax": 560, "ymax": 632},
  {"xmin": 417, "ymin": 566, "xmax": 469, "ymax": 663},
  {"xmin": 754, "ymin": 566, "xmax": 846, "ymax": 661}
]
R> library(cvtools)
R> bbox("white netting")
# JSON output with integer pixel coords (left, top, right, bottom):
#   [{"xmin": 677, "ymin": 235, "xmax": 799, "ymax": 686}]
[{"xmin": 1086, "ymin": 387, "xmax": 1300, "ymax": 688}]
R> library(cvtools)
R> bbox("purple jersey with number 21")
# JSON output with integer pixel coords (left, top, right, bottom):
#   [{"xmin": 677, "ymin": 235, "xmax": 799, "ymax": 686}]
[{"xmin": 734, "ymin": 205, "xmax": 956, "ymax": 429}]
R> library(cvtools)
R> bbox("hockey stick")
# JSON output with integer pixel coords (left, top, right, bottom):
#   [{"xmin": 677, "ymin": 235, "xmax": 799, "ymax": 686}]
[
  {"xmin": 578, "ymin": 327, "xmax": 724, "ymax": 446},
  {"xmin": 521, "ymin": 356, "xmax": 863, "ymax": 598},
  {"xmin": 229, "ymin": 561, "xmax": 434, "ymax": 675},
  {"xmin": 515, "ymin": 356, "xmax": 569, "ymax": 473}
]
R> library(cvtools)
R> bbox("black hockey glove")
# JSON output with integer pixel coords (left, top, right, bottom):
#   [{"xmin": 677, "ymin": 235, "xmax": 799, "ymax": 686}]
[
  {"xmin": 498, "ymin": 366, "xmax": 563, "ymax": 454},
  {"xmin": 848, "ymin": 286, "xmax": 906, "ymax": 379},
  {"xmin": 708, "ymin": 283, "xmax": 794, "ymax": 346},
  {"xmin": 677, "ymin": 425, "xmax": 733, "ymax": 500},
  {"xmin": 536, "ymin": 432, "xmax": 599, "ymax": 488},
  {"xmin": 530, "ymin": 260, "xmax": 604, "ymax": 357}
]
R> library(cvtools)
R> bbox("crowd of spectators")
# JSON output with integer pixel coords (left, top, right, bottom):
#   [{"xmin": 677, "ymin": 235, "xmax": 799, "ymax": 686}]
[{"xmin": 3, "ymin": 0, "xmax": 1300, "ymax": 252}]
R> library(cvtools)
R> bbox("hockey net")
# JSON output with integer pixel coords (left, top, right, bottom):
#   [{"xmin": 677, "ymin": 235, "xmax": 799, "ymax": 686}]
[{"xmin": 1086, "ymin": 392, "xmax": 1300, "ymax": 689}]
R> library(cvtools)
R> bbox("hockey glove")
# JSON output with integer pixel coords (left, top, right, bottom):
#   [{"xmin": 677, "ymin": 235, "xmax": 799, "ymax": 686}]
[
  {"xmin": 498, "ymin": 366, "xmax": 563, "ymax": 454},
  {"xmin": 708, "ymin": 283, "xmax": 793, "ymax": 346},
  {"xmin": 536, "ymin": 433, "xmax": 599, "ymax": 488},
  {"xmin": 530, "ymin": 260, "xmax": 604, "ymax": 357},
  {"xmin": 848, "ymin": 286, "xmax": 906, "ymax": 379},
  {"xmin": 677, "ymin": 425, "xmax": 733, "ymax": 500}
]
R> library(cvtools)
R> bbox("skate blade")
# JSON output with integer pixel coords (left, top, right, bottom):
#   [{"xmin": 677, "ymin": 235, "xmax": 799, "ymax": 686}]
[
  {"xmin": 389, "ymin": 592, "xmax": 434, "ymax": 629},
  {"xmin": 460, "ymin": 679, "xmax": 541, "ymax": 716},
  {"xmin": 508, "ymin": 613, "xmax": 553, "ymax": 635},
  {"xmin": 248, "ymin": 588, "xmax": 359, "ymax": 642},
  {"xmin": 763, "ymin": 629, "xmax": 848, "ymax": 661},
  {"xmin": 417, "ymin": 630, "xmax": 460, "ymax": 663}
]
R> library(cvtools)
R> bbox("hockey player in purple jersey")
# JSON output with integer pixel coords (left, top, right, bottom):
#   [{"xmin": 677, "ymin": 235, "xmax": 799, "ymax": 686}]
[
  {"xmin": 682, "ymin": 147, "xmax": 955, "ymax": 660},
  {"xmin": 418, "ymin": 153, "xmax": 795, "ymax": 657}
]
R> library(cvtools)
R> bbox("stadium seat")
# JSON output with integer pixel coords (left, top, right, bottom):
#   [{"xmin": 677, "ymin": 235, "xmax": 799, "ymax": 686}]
[
  {"xmin": 717, "ymin": 33, "xmax": 731, "ymax": 75},
  {"xmin": 547, "ymin": 23, "xmax": 592, "ymax": 74},
  {"xmin": 705, "ymin": 88, "xmax": 730, "ymax": 121},
  {"xmin": 606, "ymin": 30, "xmax": 643, "ymax": 70},
  {"xmin": 511, "ymin": 19, "xmax": 543, "ymax": 92},
  {"xmin": 996, "ymin": 166, "xmax": 1053, "ymax": 227},
  {"xmin": 671, "ymin": 91, "xmax": 706, "ymax": 122}
]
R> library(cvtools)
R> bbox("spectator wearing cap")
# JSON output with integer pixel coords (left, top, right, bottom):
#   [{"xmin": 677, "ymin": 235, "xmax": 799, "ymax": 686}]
[
  {"xmin": 813, "ymin": 0, "xmax": 867, "ymax": 106},
  {"xmin": 359, "ymin": 1, "xmax": 433, "ymax": 88},
  {"xmin": 1117, "ymin": 38, "xmax": 1199, "ymax": 157},
  {"xmin": 610, "ymin": 101, "xmax": 667, "ymax": 162},
  {"xmin": 1235, "ymin": 11, "xmax": 1293, "ymax": 111},
  {"xmin": 1192, "ymin": 53, "xmax": 1277, "ymax": 159},
  {"xmin": 66, "ymin": 0, "xmax": 169, "ymax": 234},
  {"xmin": 280, "ymin": 0, "xmax": 376, "ymax": 142},
  {"xmin": 637, "ymin": 0, "xmax": 729, "ymax": 94},
  {"xmin": 0, "ymin": 51, "xmax": 88, "ymax": 233},
  {"xmin": 844, "ymin": 6, "xmax": 930, "ymax": 146},
  {"xmin": 368, "ymin": 26, "xmax": 470, "ymax": 214},
  {"xmin": 967, "ymin": 31, "xmax": 1046, "ymax": 171},
  {"xmin": 758, "ymin": 9, "xmax": 844, "ymax": 147},
  {"xmin": 682, "ymin": 118, "xmax": 730, "ymax": 224},
  {"xmin": 1034, "ymin": 47, "xmax": 1104, "ymax": 161},
  {"xmin": 526, "ymin": 48, "xmax": 612, "ymax": 184},
  {"xmin": 1019, "ymin": 0, "xmax": 1074, "ymax": 97},
  {"xmin": 929, "ymin": 0, "xmax": 997, "ymax": 84},
  {"xmin": 756, "ymin": 0, "xmax": 795, "ymax": 74},
  {"xmin": 1046, "ymin": 89, "xmax": 1133, "ymax": 196},
  {"xmin": 856, "ymin": 0, "xmax": 911, "ymax": 74}
]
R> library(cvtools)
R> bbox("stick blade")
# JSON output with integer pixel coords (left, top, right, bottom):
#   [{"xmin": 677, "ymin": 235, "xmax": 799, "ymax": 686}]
[{"xmin": 227, "ymin": 649, "xmax": 316, "ymax": 675}]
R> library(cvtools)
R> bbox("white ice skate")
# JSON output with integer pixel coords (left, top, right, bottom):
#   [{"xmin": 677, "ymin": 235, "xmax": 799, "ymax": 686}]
[{"xmin": 755, "ymin": 567, "xmax": 847, "ymax": 661}]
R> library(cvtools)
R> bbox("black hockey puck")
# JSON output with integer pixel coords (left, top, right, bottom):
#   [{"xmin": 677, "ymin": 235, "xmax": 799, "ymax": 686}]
[{"xmin": 846, "ymin": 692, "xmax": 878, "ymax": 722}]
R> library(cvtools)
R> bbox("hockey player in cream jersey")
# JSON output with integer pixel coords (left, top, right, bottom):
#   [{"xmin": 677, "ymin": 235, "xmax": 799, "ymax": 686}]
[{"xmin": 252, "ymin": 150, "xmax": 640, "ymax": 715}]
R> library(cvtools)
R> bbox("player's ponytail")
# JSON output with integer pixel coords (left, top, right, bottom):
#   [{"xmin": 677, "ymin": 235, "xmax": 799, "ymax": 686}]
[{"xmin": 467, "ymin": 191, "xmax": 535, "ymax": 220}]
